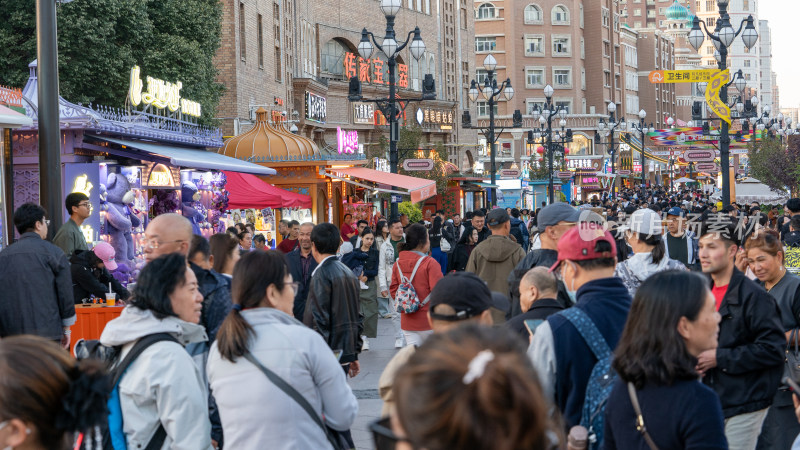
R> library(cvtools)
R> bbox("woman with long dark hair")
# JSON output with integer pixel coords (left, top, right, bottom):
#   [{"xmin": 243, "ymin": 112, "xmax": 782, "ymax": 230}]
[
  {"xmin": 100, "ymin": 253, "xmax": 213, "ymax": 449},
  {"xmin": 429, "ymin": 216, "xmax": 448, "ymax": 275},
  {"xmin": 353, "ymin": 227, "xmax": 380, "ymax": 351},
  {"xmin": 208, "ymin": 250, "xmax": 358, "ymax": 449},
  {"xmin": 605, "ymin": 270, "xmax": 726, "ymax": 449},
  {"xmin": 615, "ymin": 208, "xmax": 685, "ymax": 296},
  {"xmin": 210, "ymin": 233, "xmax": 240, "ymax": 284},
  {"xmin": 447, "ymin": 227, "xmax": 479, "ymax": 272},
  {"xmin": 390, "ymin": 224, "xmax": 443, "ymax": 346},
  {"xmin": 374, "ymin": 220, "xmax": 392, "ymax": 318}
]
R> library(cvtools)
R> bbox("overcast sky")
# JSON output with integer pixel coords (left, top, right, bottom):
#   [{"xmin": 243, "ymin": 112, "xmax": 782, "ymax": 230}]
[{"xmin": 759, "ymin": 0, "xmax": 795, "ymax": 108}]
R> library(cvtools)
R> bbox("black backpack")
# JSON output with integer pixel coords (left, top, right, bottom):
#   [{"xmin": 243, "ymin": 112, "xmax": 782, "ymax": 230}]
[
  {"xmin": 510, "ymin": 221, "xmax": 524, "ymax": 245},
  {"xmin": 74, "ymin": 333, "xmax": 179, "ymax": 450}
]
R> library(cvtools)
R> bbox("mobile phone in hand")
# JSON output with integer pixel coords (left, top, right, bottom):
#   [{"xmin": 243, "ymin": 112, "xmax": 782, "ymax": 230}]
[
  {"xmin": 524, "ymin": 319, "xmax": 544, "ymax": 337},
  {"xmin": 784, "ymin": 376, "xmax": 800, "ymax": 399}
]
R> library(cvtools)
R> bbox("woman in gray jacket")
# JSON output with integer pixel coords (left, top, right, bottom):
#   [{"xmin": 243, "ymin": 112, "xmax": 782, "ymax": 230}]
[{"xmin": 207, "ymin": 250, "xmax": 358, "ymax": 450}]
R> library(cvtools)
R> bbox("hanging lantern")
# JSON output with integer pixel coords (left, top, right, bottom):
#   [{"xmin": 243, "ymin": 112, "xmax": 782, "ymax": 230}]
[
  {"xmin": 537, "ymin": 146, "xmax": 545, "ymax": 154},
  {"xmin": 564, "ymin": 147, "xmax": 570, "ymax": 154}
]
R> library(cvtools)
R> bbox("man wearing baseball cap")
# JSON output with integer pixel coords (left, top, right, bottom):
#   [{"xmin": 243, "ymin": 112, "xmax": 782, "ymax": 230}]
[
  {"xmin": 507, "ymin": 203, "xmax": 580, "ymax": 316},
  {"xmin": 663, "ymin": 206, "xmax": 698, "ymax": 269},
  {"xmin": 528, "ymin": 222, "xmax": 632, "ymax": 430},
  {"xmin": 69, "ymin": 242, "xmax": 130, "ymax": 304},
  {"xmin": 378, "ymin": 272, "xmax": 501, "ymax": 416}
]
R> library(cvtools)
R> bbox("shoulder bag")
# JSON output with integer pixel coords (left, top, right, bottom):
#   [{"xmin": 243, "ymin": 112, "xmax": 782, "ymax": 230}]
[
  {"xmin": 243, "ymin": 352, "xmax": 349, "ymax": 450},
  {"xmin": 787, "ymin": 329, "xmax": 800, "ymax": 382},
  {"xmin": 627, "ymin": 382, "xmax": 659, "ymax": 450}
]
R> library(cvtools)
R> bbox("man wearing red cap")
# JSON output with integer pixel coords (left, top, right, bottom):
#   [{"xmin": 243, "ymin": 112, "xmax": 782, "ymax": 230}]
[{"xmin": 528, "ymin": 222, "xmax": 632, "ymax": 432}]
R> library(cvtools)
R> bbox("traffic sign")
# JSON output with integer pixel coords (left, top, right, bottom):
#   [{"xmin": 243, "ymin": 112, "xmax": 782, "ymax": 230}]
[
  {"xmin": 391, "ymin": 194, "xmax": 403, "ymax": 204},
  {"xmin": 683, "ymin": 150, "xmax": 716, "ymax": 162},
  {"xmin": 695, "ymin": 163, "xmax": 719, "ymax": 172},
  {"xmin": 557, "ymin": 171, "xmax": 572, "ymax": 179},
  {"xmin": 402, "ymin": 159, "xmax": 434, "ymax": 171},
  {"xmin": 648, "ymin": 69, "xmax": 719, "ymax": 84},
  {"xmin": 500, "ymin": 169, "xmax": 521, "ymax": 178},
  {"xmin": 618, "ymin": 170, "xmax": 631, "ymax": 176}
]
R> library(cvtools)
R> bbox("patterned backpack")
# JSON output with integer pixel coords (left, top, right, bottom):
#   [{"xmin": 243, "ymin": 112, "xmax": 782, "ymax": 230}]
[
  {"xmin": 561, "ymin": 307, "xmax": 617, "ymax": 449},
  {"xmin": 394, "ymin": 253, "xmax": 429, "ymax": 314}
]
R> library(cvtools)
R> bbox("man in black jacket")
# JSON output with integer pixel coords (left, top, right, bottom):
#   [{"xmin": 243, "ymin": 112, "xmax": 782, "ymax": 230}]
[
  {"xmin": 697, "ymin": 216, "xmax": 784, "ymax": 449},
  {"xmin": 285, "ymin": 222, "xmax": 318, "ymax": 320},
  {"xmin": 462, "ymin": 209, "xmax": 490, "ymax": 244},
  {"xmin": 304, "ymin": 223, "xmax": 363, "ymax": 377},
  {"xmin": 505, "ymin": 267, "xmax": 564, "ymax": 340},
  {"xmin": 0, "ymin": 203, "xmax": 75, "ymax": 348}
]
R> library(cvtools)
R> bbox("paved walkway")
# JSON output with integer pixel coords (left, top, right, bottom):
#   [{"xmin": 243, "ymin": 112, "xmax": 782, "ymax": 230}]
[{"xmin": 347, "ymin": 315, "xmax": 399, "ymax": 450}]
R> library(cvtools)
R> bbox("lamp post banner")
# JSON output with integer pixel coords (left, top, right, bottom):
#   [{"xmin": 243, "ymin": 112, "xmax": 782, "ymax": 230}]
[{"xmin": 705, "ymin": 69, "xmax": 731, "ymax": 125}]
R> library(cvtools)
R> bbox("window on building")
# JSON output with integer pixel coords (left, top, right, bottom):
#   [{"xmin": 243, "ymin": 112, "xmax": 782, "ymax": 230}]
[
  {"xmin": 477, "ymin": 101, "xmax": 498, "ymax": 117},
  {"xmin": 460, "ymin": 5, "xmax": 468, "ymax": 29},
  {"xmin": 476, "ymin": 3, "xmax": 496, "ymax": 19},
  {"xmin": 633, "ymin": 8, "xmax": 641, "ymax": 16},
  {"xmin": 239, "ymin": 2, "xmax": 246, "ymax": 61},
  {"xmin": 552, "ymin": 5, "xmax": 570, "ymax": 24},
  {"xmin": 581, "ymin": 68, "xmax": 586, "ymax": 90},
  {"xmin": 602, "ymin": 8, "xmax": 610, "ymax": 27},
  {"xmin": 647, "ymin": 9, "xmax": 655, "ymax": 17},
  {"xmin": 526, "ymin": 67, "xmax": 544, "ymax": 87},
  {"xmin": 553, "ymin": 36, "xmax": 571, "ymax": 56},
  {"xmin": 525, "ymin": 35, "xmax": 544, "ymax": 55},
  {"xmin": 634, "ymin": 21, "xmax": 642, "ymax": 27},
  {"xmin": 524, "ymin": 4, "xmax": 542, "ymax": 23},
  {"xmin": 705, "ymin": 0, "xmax": 714, "ymax": 10},
  {"xmin": 581, "ymin": 38, "xmax": 585, "ymax": 59},
  {"xmin": 257, "ymin": 14, "xmax": 264, "ymax": 68},
  {"xmin": 554, "ymin": 68, "xmax": 571, "ymax": 87},
  {"xmin": 743, "ymin": 0, "xmax": 749, "ymax": 9},
  {"xmin": 526, "ymin": 100, "xmax": 546, "ymax": 114},
  {"xmin": 603, "ymin": 41, "xmax": 610, "ymax": 57},
  {"xmin": 706, "ymin": 17, "xmax": 715, "ymax": 27},
  {"xmin": 604, "ymin": 71, "xmax": 611, "ymax": 87},
  {"xmin": 275, "ymin": 46, "xmax": 282, "ymax": 81},
  {"xmin": 475, "ymin": 36, "xmax": 496, "ymax": 52},
  {"xmin": 321, "ymin": 39, "xmax": 347, "ymax": 75},
  {"xmin": 555, "ymin": 100, "xmax": 572, "ymax": 113},
  {"xmin": 744, "ymin": 60, "xmax": 751, "ymax": 67},
  {"xmin": 580, "ymin": 4, "xmax": 584, "ymax": 28},
  {"xmin": 476, "ymin": 69, "xmax": 489, "ymax": 84}
]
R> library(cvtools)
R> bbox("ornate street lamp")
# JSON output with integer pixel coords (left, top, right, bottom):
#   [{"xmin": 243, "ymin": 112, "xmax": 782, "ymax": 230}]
[{"xmin": 528, "ymin": 85, "xmax": 571, "ymax": 203}]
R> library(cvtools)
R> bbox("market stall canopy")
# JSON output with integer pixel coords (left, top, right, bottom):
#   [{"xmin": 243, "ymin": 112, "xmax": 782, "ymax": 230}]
[
  {"xmin": 325, "ymin": 167, "xmax": 437, "ymax": 203},
  {"xmin": 0, "ymin": 104, "xmax": 32, "ymax": 128},
  {"xmin": 674, "ymin": 177, "xmax": 695, "ymax": 183},
  {"xmin": 710, "ymin": 177, "xmax": 789, "ymax": 204},
  {"xmin": 223, "ymin": 170, "xmax": 311, "ymax": 209},
  {"xmin": 220, "ymin": 108, "xmax": 319, "ymax": 160},
  {"xmin": 92, "ymin": 137, "xmax": 276, "ymax": 175}
]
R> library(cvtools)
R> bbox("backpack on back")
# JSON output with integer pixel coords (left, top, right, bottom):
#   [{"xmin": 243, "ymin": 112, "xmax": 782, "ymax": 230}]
[
  {"xmin": 510, "ymin": 222, "xmax": 524, "ymax": 246},
  {"xmin": 74, "ymin": 333, "xmax": 179, "ymax": 450},
  {"xmin": 394, "ymin": 254, "xmax": 430, "ymax": 314},
  {"xmin": 560, "ymin": 307, "xmax": 617, "ymax": 450}
]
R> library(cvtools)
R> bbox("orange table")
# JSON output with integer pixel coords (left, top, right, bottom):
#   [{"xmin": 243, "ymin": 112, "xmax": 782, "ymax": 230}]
[{"xmin": 72, "ymin": 305, "xmax": 124, "ymax": 346}]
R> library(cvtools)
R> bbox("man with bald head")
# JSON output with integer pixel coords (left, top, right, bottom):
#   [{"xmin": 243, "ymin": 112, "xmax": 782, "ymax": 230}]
[
  {"xmin": 143, "ymin": 213, "xmax": 193, "ymax": 262},
  {"xmin": 505, "ymin": 267, "xmax": 565, "ymax": 340}
]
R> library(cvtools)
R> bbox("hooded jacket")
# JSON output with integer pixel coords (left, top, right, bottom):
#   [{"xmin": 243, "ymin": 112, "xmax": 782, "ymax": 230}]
[
  {"xmin": 207, "ymin": 308, "xmax": 358, "ymax": 450},
  {"xmin": 100, "ymin": 307, "xmax": 213, "ymax": 450},
  {"xmin": 615, "ymin": 251, "xmax": 687, "ymax": 297},
  {"xmin": 465, "ymin": 234, "xmax": 526, "ymax": 296}
]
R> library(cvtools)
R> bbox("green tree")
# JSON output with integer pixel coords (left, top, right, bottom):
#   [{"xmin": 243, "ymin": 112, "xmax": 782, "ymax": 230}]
[
  {"xmin": 0, "ymin": 0, "xmax": 223, "ymax": 125},
  {"xmin": 748, "ymin": 136, "xmax": 800, "ymax": 196},
  {"xmin": 398, "ymin": 201, "xmax": 422, "ymax": 223}
]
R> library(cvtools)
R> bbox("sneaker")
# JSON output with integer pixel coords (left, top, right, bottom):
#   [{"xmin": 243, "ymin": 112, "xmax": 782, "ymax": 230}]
[
  {"xmin": 361, "ymin": 336, "xmax": 370, "ymax": 351},
  {"xmin": 394, "ymin": 338, "xmax": 404, "ymax": 349}
]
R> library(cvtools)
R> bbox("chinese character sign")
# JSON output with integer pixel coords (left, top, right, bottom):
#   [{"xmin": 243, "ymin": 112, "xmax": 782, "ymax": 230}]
[
  {"xmin": 343, "ymin": 52, "xmax": 409, "ymax": 88},
  {"xmin": 305, "ymin": 92, "xmax": 327, "ymax": 123},
  {"xmin": 705, "ymin": 69, "xmax": 731, "ymax": 125},
  {"xmin": 337, "ymin": 127, "xmax": 359, "ymax": 154}
]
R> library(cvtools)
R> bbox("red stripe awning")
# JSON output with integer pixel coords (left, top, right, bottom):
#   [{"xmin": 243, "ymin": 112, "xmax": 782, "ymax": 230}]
[
  {"xmin": 223, "ymin": 171, "xmax": 311, "ymax": 209},
  {"xmin": 327, "ymin": 167, "xmax": 437, "ymax": 203}
]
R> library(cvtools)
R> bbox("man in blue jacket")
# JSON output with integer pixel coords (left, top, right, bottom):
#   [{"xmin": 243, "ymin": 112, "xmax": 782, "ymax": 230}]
[{"xmin": 528, "ymin": 222, "xmax": 632, "ymax": 429}]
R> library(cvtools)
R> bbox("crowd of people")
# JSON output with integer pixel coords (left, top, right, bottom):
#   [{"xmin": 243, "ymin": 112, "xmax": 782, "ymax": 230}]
[{"xmin": 1, "ymin": 186, "xmax": 800, "ymax": 449}]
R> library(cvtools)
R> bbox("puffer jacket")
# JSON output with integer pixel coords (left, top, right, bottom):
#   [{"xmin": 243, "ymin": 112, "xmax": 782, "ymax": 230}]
[
  {"xmin": 99, "ymin": 307, "xmax": 213, "ymax": 450},
  {"xmin": 303, "ymin": 256, "xmax": 363, "ymax": 364},
  {"xmin": 207, "ymin": 308, "xmax": 358, "ymax": 450},
  {"xmin": 614, "ymin": 251, "xmax": 687, "ymax": 297},
  {"xmin": 465, "ymin": 234, "xmax": 526, "ymax": 295}
]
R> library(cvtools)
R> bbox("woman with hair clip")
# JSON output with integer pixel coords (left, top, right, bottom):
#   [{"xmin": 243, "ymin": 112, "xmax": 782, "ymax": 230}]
[
  {"xmin": 0, "ymin": 336, "xmax": 108, "ymax": 450},
  {"xmin": 745, "ymin": 230, "xmax": 800, "ymax": 449},
  {"xmin": 207, "ymin": 250, "xmax": 358, "ymax": 449},
  {"xmin": 100, "ymin": 253, "xmax": 213, "ymax": 449},
  {"xmin": 605, "ymin": 270, "xmax": 726, "ymax": 449},
  {"xmin": 615, "ymin": 208, "xmax": 685, "ymax": 296},
  {"xmin": 374, "ymin": 324, "xmax": 559, "ymax": 450},
  {"xmin": 390, "ymin": 223, "xmax": 443, "ymax": 346}
]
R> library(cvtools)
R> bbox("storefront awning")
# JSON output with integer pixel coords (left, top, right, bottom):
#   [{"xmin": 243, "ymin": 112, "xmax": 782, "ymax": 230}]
[
  {"xmin": 223, "ymin": 171, "xmax": 311, "ymax": 209},
  {"xmin": 0, "ymin": 105, "xmax": 32, "ymax": 128},
  {"xmin": 325, "ymin": 167, "xmax": 436, "ymax": 203},
  {"xmin": 92, "ymin": 137, "xmax": 276, "ymax": 175}
]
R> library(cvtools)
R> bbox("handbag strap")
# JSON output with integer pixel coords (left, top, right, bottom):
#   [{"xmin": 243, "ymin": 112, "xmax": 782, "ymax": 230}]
[
  {"xmin": 627, "ymin": 382, "xmax": 659, "ymax": 450},
  {"xmin": 243, "ymin": 352, "xmax": 342, "ymax": 450}
]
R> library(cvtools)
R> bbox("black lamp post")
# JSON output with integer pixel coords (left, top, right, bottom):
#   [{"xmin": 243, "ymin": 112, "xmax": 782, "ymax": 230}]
[
  {"xmin": 597, "ymin": 102, "xmax": 626, "ymax": 199},
  {"xmin": 688, "ymin": 0, "xmax": 758, "ymax": 207},
  {"xmin": 527, "ymin": 84, "xmax": 568, "ymax": 204},
  {"xmin": 462, "ymin": 53, "xmax": 517, "ymax": 208},
  {"xmin": 629, "ymin": 109, "xmax": 654, "ymax": 189},
  {"xmin": 349, "ymin": 0, "xmax": 434, "ymax": 220}
]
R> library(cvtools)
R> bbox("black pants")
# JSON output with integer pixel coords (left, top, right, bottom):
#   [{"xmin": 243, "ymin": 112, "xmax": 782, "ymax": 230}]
[{"xmin": 756, "ymin": 389, "xmax": 800, "ymax": 450}]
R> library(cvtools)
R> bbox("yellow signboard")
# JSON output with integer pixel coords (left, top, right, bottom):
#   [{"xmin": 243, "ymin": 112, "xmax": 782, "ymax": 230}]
[
  {"xmin": 705, "ymin": 69, "xmax": 732, "ymax": 125},
  {"xmin": 648, "ymin": 69, "xmax": 720, "ymax": 84},
  {"xmin": 128, "ymin": 66, "xmax": 202, "ymax": 118}
]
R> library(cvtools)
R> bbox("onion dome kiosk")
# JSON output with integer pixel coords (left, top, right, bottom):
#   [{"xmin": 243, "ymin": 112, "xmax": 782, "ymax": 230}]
[{"xmin": 219, "ymin": 108, "xmax": 367, "ymax": 225}]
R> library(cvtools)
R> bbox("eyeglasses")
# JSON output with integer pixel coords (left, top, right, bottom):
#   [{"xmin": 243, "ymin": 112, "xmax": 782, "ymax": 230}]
[
  {"xmin": 44, "ymin": 219, "xmax": 51, "ymax": 226},
  {"xmin": 289, "ymin": 282, "xmax": 299, "ymax": 296},
  {"xmin": 370, "ymin": 417, "xmax": 413, "ymax": 450},
  {"xmin": 144, "ymin": 238, "xmax": 185, "ymax": 250}
]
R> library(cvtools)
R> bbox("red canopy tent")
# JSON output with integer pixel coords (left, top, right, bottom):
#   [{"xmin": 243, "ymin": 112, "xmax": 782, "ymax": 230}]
[{"xmin": 223, "ymin": 170, "xmax": 311, "ymax": 209}]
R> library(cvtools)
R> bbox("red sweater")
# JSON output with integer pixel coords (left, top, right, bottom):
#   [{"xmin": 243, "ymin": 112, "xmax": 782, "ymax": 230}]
[
  {"xmin": 276, "ymin": 238, "xmax": 298, "ymax": 254},
  {"xmin": 390, "ymin": 251, "xmax": 443, "ymax": 331}
]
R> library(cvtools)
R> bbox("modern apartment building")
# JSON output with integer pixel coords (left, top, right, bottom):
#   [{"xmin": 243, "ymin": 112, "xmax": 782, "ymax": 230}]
[
  {"xmin": 214, "ymin": 0, "xmax": 478, "ymax": 169},
  {"xmin": 636, "ymin": 28, "xmax": 677, "ymax": 128},
  {"xmin": 620, "ymin": 0, "xmax": 694, "ymax": 30}
]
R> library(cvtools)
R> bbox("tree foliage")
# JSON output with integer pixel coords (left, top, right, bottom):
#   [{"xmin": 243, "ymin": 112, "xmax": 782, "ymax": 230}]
[
  {"xmin": 747, "ymin": 136, "xmax": 800, "ymax": 196},
  {"xmin": 0, "ymin": 0, "xmax": 223, "ymax": 125}
]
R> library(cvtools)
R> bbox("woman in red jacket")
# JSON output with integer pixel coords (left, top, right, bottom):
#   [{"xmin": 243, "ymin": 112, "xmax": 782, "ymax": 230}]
[{"xmin": 390, "ymin": 223, "xmax": 443, "ymax": 347}]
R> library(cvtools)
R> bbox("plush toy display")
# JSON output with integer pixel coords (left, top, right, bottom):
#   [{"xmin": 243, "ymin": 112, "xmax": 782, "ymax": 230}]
[
  {"xmin": 181, "ymin": 180, "xmax": 206, "ymax": 236},
  {"xmin": 105, "ymin": 173, "xmax": 141, "ymax": 266}
]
